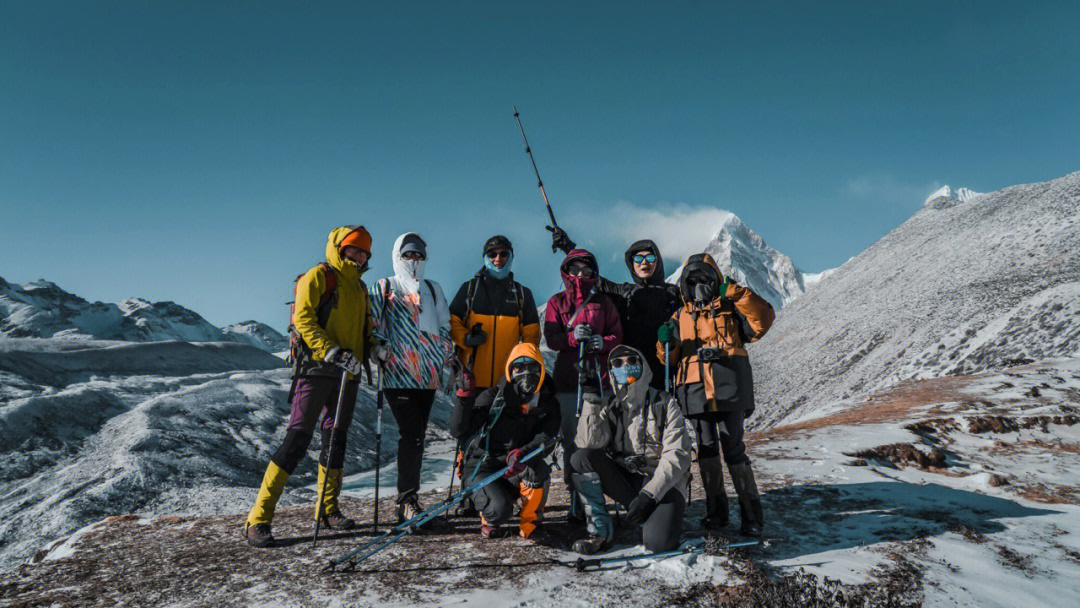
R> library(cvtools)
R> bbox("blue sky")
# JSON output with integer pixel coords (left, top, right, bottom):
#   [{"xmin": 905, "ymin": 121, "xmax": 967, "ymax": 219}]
[{"xmin": 2, "ymin": 1, "xmax": 1078, "ymax": 328}]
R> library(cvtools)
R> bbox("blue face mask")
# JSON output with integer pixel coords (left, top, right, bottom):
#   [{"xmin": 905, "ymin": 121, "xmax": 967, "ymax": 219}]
[
  {"xmin": 483, "ymin": 252, "xmax": 513, "ymax": 279},
  {"xmin": 611, "ymin": 363, "xmax": 643, "ymax": 386}
]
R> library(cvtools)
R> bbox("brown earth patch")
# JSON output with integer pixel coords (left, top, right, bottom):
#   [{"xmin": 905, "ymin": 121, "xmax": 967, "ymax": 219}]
[
  {"xmin": 1018, "ymin": 484, "xmax": 1080, "ymax": 506},
  {"xmin": 846, "ymin": 443, "xmax": 948, "ymax": 470}
]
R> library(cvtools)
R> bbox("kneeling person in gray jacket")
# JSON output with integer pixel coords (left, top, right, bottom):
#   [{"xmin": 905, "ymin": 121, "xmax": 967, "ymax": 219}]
[{"xmin": 570, "ymin": 344, "xmax": 692, "ymax": 555}]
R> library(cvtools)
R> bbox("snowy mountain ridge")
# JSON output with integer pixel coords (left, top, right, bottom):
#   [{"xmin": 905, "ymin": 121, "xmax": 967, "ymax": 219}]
[
  {"xmin": 753, "ymin": 170, "xmax": 1080, "ymax": 428},
  {"xmin": 0, "ymin": 277, "xmax": 286, "ymax": 353}
]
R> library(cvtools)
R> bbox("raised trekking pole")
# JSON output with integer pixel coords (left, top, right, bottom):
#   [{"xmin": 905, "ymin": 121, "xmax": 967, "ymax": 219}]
[
  {"xmin": 323, "ymin": 441, "xmax": 553, "ymax": 572},
  {"xmin": 372, "ymin": 363, "xmax": 385, "ymax": 533},
  {"xmin": 314, "ymin": 368, "xmax": 351, "ymax": 549},
  {"xmin": 512, "ymin": 106, "xmax": 560, "ymax": 230}
]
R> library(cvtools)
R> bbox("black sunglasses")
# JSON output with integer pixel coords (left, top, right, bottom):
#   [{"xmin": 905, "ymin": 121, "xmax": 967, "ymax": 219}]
[
  {"xmin": 510, "ymin": 360, "xmax": 541, "ymax": 374},
  {"xmin": 567, "ymin": 265, "xmax": 595, "ymax": 278},
  {"xmin": 487, "ymin": 250, "xmax": 510, "ymax": 260},
  {"xmin": 610, "ymin": 355, "xmax": 641, "ymax": 368}
]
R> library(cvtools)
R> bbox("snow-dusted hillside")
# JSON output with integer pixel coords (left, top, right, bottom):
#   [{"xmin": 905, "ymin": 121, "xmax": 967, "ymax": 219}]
[
  {"xmin": 753, "ymin": 171, "xmax": 1080, "ymax": 427},
  {"xmin": 666, "ymin": 212, "xmax": 806, "ymax": 310},
  {"xmin": 0, "ymin": 277, "xmax": 286, "ymax": 352},
  {"xmin": 0, "ymin": 337, "xmax": 455, "ymax": 570}
]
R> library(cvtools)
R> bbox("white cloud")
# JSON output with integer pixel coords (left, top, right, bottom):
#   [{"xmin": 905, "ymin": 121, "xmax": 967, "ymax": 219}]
[
  {"xmin": 603, "ymin": 201, "xmax": 734, "ymax": 264},
  {"xmin": 844, "ymin": 174, "xmax": 942, "ymax": 206}
]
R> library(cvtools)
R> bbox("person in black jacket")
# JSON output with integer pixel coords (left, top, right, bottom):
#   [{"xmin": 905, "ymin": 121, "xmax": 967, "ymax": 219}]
[
  {"xmin": 450, "ymin": 343, "xmax": 560, "ymax": 541},
  {"xmin": 550, "ymin": 229, "xmax": 681, "ymax": 390}
]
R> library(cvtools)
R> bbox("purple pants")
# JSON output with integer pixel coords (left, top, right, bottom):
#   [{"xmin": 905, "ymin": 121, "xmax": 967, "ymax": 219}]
[{"xmin": 272, "ymin": 375, "xmax": 358, "ymax": 474}]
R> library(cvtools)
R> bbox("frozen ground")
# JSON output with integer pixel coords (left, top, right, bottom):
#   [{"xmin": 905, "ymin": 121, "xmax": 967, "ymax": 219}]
[{"xmin": 7, "ymin": 357, "xmax": 1079, "ymax": 607}]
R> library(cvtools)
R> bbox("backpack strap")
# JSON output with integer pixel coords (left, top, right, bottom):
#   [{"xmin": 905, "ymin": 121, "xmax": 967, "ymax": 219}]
[
  {"xmin": 314, "ymin": 262, "xmax": 338, "ymax": 328},
  {"xmin": 424, "ymin": 279, "xmax": 438, "ymax": 309},
  {"xmin": 466, "ymin": 388, "xmax": 508, "ymax": 483}
]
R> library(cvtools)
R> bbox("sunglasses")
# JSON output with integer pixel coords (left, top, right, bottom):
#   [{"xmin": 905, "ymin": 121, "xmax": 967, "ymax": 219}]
[
  {"xmin": 401, "ymin": 251, "xmax": 425, "ymax": 261},
  {"xmin": 567, "ymin": 265, "xmax": 595, "ymax": 278},
  {"xmin": 486, "ymin": 250, "xmax": 510, "ymax": 260},
  {"xmin": 610, "ymin": 355, "xmax": 641, "ymax": 368},
  {"xmin": 510, "ymin": 361, "xmax": 541, "ymax": 375},
  {"xmin": 632, "ymin": 254, "xmax": 657, "ymax": 264}
]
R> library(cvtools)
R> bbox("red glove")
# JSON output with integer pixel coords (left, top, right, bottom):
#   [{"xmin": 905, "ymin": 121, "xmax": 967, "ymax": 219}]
[{"xmin": 504, "ymin": 448, "xmax": 526, "ymax": 478}]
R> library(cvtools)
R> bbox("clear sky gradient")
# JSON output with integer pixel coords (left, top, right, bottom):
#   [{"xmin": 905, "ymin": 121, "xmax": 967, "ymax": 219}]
[{"xmin": 2, "ymin": 2, "xmax": 1078, "ymax": 328}]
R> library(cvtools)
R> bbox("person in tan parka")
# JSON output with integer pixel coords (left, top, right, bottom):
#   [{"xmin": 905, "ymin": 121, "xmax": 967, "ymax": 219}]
[
  {"xmin": 657, "ymin": 252, "xmax": 774, "ymax": 536},
  {"xmin": 571, "ymin": 344, "xmax": 692, "ymax": 555}
]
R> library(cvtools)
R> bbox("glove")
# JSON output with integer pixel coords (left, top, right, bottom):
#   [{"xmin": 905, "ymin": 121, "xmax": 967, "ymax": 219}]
[
  {"xmin": 546, "ymin": 225, "xmax": 577, "ymax": 254},
  {"xmin": 371, "ymin": 342, "xmax": 390, "ymax": 363},
  {"xmin": 584, "ymin": 334, "xmax": 603, "ymax": 353},
  {"xmin": 520, "ymin": 458, "xmax": 550, "ymax": 489},
  {"xmin": 657, "ymin": 321, "xmax": 678, "ymax": 345},
  {"xmin": 464, "ymin": 326, "xmax": 488, "ymax": 347},
  {"xmin": 572, "ymin": 324, "xmax": 593, "ymax": 341},
  {"xmin": 504, "ymin": 448, "xmax": 526, "ymax": 478},
  {"xmin": 625, "ymin": 491, "xmax": 658, "ymax": 525},
  {"xmin": 326, "ymin": 347, "xmax": 363, "ymax": 376}
]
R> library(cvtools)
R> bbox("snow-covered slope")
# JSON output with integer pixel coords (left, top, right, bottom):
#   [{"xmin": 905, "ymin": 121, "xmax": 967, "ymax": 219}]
[
  {"xmin": 0, "ymin": 337, "xmax": 454, "ymax": 570},
  {"xmin": 925, "ymin": 184, "xmax": 983, "ymax": 208},
  {"xmin": 0, "ymin": 277, "xmax": 287, "ymax": 352},
  {"xmin": 221, "ymin": 320, "xmax": 290, "ymax": 353},
  {"xmin": 666, "ymin": 212, "xmax": 806, "ymax": 310},
  {"xmin": 753, "ymin": 170, "xmax": 1080, "ymax": 427}
]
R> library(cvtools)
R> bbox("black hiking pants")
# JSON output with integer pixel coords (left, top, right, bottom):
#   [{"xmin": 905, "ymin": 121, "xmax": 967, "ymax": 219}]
[
  {"xmin": 571, "ymin": 448, "xmax": 686, "ymax": 552},
  {"xmin": 694, "ymin": 409, "xmax": 748, "ymax": 465},
  {"xmin": 385, "ymin": 388, "xmax": 435, "ymax": 503}
]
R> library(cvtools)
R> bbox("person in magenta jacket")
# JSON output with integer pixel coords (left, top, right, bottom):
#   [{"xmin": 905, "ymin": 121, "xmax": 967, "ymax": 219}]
[{"xmin": 543, "ymin": 248, "xmax": 622, "ymax": 521}]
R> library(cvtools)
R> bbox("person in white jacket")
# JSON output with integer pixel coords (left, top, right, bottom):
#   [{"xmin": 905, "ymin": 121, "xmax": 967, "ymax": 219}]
[
  {"xmin": 370, "ymin": 232, "xmax": 456, "ymax": 522},
  {"xmin": 570, "ymin": 344, "xmax": 692, "ymax": 555}
]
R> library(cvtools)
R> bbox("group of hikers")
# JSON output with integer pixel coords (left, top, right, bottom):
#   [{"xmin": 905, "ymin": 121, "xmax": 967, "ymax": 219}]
[{"xmin": 242, "ymin": 223, "xmax": 775, "ymax": 558}]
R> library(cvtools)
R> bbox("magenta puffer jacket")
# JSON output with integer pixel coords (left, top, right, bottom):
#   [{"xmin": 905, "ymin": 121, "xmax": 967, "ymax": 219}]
[{"xmin": 543, "ymin": 249, "xmax": 623, "ymax": 393}]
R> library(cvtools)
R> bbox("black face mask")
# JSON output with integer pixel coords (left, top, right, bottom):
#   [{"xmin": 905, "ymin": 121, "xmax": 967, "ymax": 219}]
[{"xmin": 512, "ymin": 371, "xmax": 541, "ymax": 397}]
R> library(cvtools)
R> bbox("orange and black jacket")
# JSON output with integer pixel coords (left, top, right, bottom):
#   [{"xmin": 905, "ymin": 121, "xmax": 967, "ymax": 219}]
[{"xmin": 449, "ymin": 271, "xmax": 541, "ymax": 389}]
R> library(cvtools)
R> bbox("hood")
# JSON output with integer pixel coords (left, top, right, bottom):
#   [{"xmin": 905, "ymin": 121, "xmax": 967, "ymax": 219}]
[
  {"xmin": 504, "ymin": 342, "xmax": 547, "ymax": 394},
  {"xmin": 325, "ymin": 226, "xmax": 370, "ymax": 279},
  {"xmin": 392, "ymin": 232, "xmax": 427, "ymax": 293},
  {"xmin": 608, "ymin": 343, "xmax": 652, "ymax": 411},
  {"xmin": 559, "ymin": 248, "xmax": 599, "ymax": 302},
  {"xmin": 677, "ymin": 252, "xmax": 725, "ymax": 304},
  {"xmin": 624, "ymin": 239, "xmax": 666, "ymax": 286}
]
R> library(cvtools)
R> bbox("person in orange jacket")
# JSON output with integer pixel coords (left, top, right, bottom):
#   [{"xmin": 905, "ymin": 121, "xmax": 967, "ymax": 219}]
[{"xmin": 658, "ymin": 253, "xmax": 774, "ymax": 536}]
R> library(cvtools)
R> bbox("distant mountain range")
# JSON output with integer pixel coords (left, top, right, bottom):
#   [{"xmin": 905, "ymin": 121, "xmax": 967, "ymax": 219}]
[{"xmin": 0, "ymin": 278, "xmax": 287, "ymax": 353}]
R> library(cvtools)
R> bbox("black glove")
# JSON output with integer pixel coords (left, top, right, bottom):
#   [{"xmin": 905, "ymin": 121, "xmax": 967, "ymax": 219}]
[
  {"xmin": 520, "ymin": 458, "xmax": 550, "ymax": 489},
  {"xmin": 327, "ymin": 347, "xmax": 363, "ymax": 376},
  {"xmin": 625, "ymin": 491, "xmax": 658, "ymax": 525},
  {"xmin": 464, "ymin": 325, "xmax": 488, "ymax": 347},
  {"xmin": 584, "ymin": 334, "xmax": 603, "ymax": 353},
  {"xmin": 546, "ymin": 225, "xmax": 576, "ymax": 254}
]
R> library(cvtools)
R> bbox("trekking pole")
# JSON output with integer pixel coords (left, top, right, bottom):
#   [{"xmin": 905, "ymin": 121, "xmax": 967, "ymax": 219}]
[
  {"xmin": 372, "ymin": 363, "xmax": 385, "ymax": 533},
  {"xmin": 324, "ymin": 441, "xmax": 553, "ymax": 572},
  {"xmin": 569, "ymin": 539, "xmax": 759, "ymax": 572},
  {"xmin": 443, "ymin": 439, "xmax": 461, "ymax": 521},
  {"xmin": 512, "ymin": 106, "xmax": 559, "ymax": 230},
  {"xmin": 313, "ymin": 369, "xmax": 351, "ymax": 549},
  {"xmin": 664, "ymin": 341, "xmax": 671, "ymax": 393},
  {"xmin": 575, "ymin": 342, "xmax": 587, "ymax": 417}
]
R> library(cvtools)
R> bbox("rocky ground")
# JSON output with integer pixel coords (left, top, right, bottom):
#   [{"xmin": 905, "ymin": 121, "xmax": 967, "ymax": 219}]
[{"xmin": 4, "ymin": 358, "xmax": 1080, "ymax": 607}]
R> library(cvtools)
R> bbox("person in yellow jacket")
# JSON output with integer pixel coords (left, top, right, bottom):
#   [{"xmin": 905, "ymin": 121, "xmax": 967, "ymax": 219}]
[
  {"xmin": 657, "ymin": 252, "xmax": 774, "ymax": 536},
  {"xmin": 243, "ymin": 225, "xmax": 375, "ymax": 548}
]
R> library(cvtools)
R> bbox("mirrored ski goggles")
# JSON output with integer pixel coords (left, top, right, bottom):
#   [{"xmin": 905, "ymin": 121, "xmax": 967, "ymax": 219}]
[
  {"xmin": 632, "ymin": 253, "xmax": 657, "ymax": 264},
  {"xmin": 509, "ymin": 358, "xmax": 542, "ymax": 375},
  {"xmin": 566, "ymin": 265, "xmax": 595, "ymax": 277},
  {"xmin": 610, "ymin": 354, "xmax": 642, "ymax": 368},
  {"xmin": 486, "ymin": 249, "xmax": 510, "ymax": 260}
]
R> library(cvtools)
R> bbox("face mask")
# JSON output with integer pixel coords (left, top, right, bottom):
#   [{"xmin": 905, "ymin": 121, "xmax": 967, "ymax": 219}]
[
  {"xmin": 512, "ymin": 370, "xmax": 541, "ymax": 396},
  {"xmin": 693, "ymin": 281, "xmax": 715, "ymax": 303},
  {"xmin": 483, "ymin": 252, "xmax": 513, "ymax": 279},
  {"xmin": 611, "ymin": 363, "xmax": 643, "ymax": 386},
  {"xmin": 404, "ymin": 259, "xmax": 421, "ymax": 277}
]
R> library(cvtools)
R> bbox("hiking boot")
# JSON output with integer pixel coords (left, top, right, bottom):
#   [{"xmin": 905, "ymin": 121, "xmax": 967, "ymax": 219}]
[
  {"xmin": 699, "ymin": 455, "xmax": 729, "ymax": 531},
  {"xmin": 729, "ymin": 461, "xmax": 764, "ymax": 537},
  {"xmin": 571, "ymin": 534, "xmax": 609, "ymax": 555},
  {"xmin": 453, "ymin": 499, "xmax": 479, "ymax": 519},
  {"xmin": 701, "ymin": 493, "xmax": 730, "ymax": 530},
  {"xmin": 321, "ymin": 509, "xmax": 355, "ymax": 530},
  {"xmin": 397, "ymin": 496, "xmax": 429, "ymax": 529},
  {"xmin": 481, "ymin": 524, "xmax": 508, "ymax": 539},
  {"xmin": 242, "ymin": 522, "xmax": 274, "ymax": 548}
]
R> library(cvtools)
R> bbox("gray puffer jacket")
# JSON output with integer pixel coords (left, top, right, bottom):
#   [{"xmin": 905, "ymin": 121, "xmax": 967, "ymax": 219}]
[{"xmin": 575, "ymin": 344, "xmax": 692, "ymax": 501}]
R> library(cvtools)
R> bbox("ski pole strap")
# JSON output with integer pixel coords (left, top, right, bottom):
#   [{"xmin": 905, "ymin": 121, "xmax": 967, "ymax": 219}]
[{"xmin": 325, "ymin": 441, "xmax": 552, "ymax": 571}]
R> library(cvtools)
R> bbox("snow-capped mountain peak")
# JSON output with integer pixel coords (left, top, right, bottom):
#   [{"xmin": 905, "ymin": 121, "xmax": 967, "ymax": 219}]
[
  {"xmin": 925, "ymin": 184, "xmax": 982, "ymax": 207},
  {"xmin": 667, "ymin": 210, "xmax": 805, "ymax": 310}
]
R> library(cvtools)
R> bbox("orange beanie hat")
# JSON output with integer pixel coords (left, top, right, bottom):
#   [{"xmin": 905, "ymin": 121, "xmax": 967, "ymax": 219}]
[{"xmin": 339, "ymin": 226, "xmax": 372, "ymax": 254}]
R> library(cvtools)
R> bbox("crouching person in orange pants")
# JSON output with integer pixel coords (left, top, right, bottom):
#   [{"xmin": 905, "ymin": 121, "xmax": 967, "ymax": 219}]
[{"xmin": 449, "ymin": 343, "xmax": 560, "ymax": 543}]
